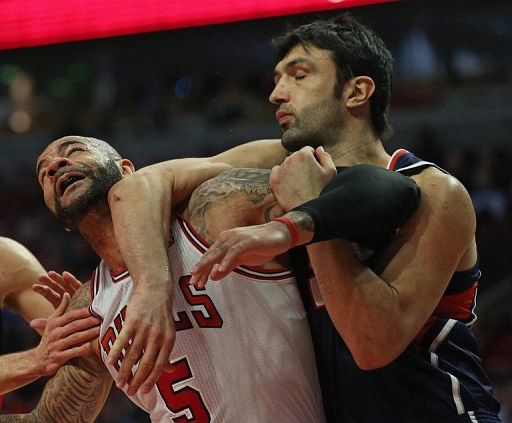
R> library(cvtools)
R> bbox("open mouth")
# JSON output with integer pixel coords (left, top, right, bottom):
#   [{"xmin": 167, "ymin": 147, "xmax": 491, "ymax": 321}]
[{"xmin": 58, "ymin": 174, "xmax": 85, "ymax": 197}]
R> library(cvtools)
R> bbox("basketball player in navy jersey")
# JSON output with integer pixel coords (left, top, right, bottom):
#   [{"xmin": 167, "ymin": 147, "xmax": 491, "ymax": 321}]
[
  {"xmin": 106, "ymin": 14, "xmax": 501, "ymax": 423},
  {"xmin": 186, "ymin": 16, "xmax": 502, "ymax": 423}
]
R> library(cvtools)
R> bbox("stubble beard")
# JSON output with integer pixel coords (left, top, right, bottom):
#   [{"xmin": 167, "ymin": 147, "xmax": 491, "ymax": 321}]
[
  {"xmin": 281, "ymin": 96, "xmax": 344, "ymax": 153},
  {"xmin": 54, "ymin": 160, "xmax": 122, "ymax": 230}
]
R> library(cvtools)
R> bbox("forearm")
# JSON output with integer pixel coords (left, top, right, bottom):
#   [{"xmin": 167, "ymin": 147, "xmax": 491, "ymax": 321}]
[
  {"xmin": 109, "ymin": 158, "xmax": 229, "ymax": 292},
  {"xmin": 307, "ymin": 240, "xmax": 407, "ymax": 369},
  {"xmin": 0, "ymin": 348, "xmax": 43, "ymax": 395},
  {"xmin": 292, "ymin": 164, "xmax": 420, "ymax": 248},
  {"xmin": 0, "ymin": 413, "xmax": 39, "ymax": 422},
  {"xmin": 0, "ymin": 364, "xmax": 112, "ymax": 423}
]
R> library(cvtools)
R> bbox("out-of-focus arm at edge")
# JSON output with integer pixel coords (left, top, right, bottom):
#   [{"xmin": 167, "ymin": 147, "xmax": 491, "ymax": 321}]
[
  {"xmin": 0, "ymin": 237, "xmax": 53, "ymax": 334},
  {"xmin": 0, "ymin": 349, "xmax": 43, "ymax": 395}
]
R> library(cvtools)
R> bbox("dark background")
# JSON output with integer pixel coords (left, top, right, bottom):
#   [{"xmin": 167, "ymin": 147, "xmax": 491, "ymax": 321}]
[{"xmin": 1, "ymin": 0, "xmax": 511, "ymax": 421}]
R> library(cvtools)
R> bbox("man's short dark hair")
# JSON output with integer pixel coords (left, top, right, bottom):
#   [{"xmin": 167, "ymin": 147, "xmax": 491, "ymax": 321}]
[{"xmin": 273, "ymin": 14, "xmax": 393, "ymax": 140}]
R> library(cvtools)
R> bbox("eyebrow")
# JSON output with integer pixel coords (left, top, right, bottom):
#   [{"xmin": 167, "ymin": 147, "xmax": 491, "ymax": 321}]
[
  {"xmin": 274, "ymin": 57, "xmax": 315, "ymax": 78},
  {"xmin": 36, "ymin": 140, "xmax": 85, "ymax": 176}
]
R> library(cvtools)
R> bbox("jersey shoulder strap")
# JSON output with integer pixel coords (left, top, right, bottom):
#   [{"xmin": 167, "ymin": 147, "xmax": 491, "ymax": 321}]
[{"xmin": 387, "ymin": 148, "xmax": 447, "ymax": 177}]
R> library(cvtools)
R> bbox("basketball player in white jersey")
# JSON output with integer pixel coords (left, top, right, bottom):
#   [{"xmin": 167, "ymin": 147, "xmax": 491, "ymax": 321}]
[{"xmin": 0, "ymin": 135, "xmax": 324, "ymax": 422}]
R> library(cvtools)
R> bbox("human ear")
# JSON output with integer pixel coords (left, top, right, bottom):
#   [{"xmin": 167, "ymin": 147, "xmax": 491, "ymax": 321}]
[
  {"xmin": 345, "ymin": 76, "xmax": 375, "ymax": 109},
  {"xmin": 119, "ymin": 159, "xmax": 136, "ymax": 176}
]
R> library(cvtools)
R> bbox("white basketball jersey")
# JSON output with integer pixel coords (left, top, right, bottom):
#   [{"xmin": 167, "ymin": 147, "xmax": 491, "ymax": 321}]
[{"xmin": 90, "ymin": 216, "xmax": 325, "ymax": 422}]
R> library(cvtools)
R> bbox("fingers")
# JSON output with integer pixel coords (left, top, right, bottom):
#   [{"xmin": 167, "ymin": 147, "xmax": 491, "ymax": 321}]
[
  {"xmin": 62, "ymin": 271, "xmax": 82, "ymax": 291},
  {"xmin": 30, "ymin": 317, "xmax": 48, "ymax": 331},
  {"xmin": 108, "ymin": 325, "xmax": 135, "ymax": 389},
  {"xmin": 32, "ymin": 284, "xmax": 62, "ymax": 309},
  {"xmin": 53, "ymin": 343, "xmax": 93, "ymax": 362},
  {"xmin": 125, "ymin": 338, "xmax": 155, "ymax": 395},
  {"xmin": 210, "ymin": 246, "xmax": 244, "ymax": 280},
  {"xmin": 54, "ymin": 324, "xmax": 100, "ymax": 351},
  {"xmin": 128, "ymin": 329, "xmax": 175, "ymax": 395},
  {"xmin": 38, "ymin": 272, "xmax": 67, "ymax": 297},
  {"xmin": 53, "ymin": 292, "xmax": 71, "ymax": 317},
  {"xmin": 315, "ymin": 146, "xmax": 336, "ymax": 174},
  {"xmin": 53, "ymin": 306, "xmax": 94, "ymax": 327},
  {"xmin": 146, "ymin": 335, "xmax": 175, "ymax": 386},
  {"xmin": 190, "ymin": 238, "xmax": 229, "ymax": 287},
  {"xmin": 37, "ymin": 271, "xmax": 83, "ymax": 307},
  {"xmin": 57, "ymin": 314, "xmax": 100, "ymax": 339}
]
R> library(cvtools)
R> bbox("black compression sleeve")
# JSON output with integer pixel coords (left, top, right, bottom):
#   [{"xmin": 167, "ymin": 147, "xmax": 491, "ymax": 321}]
[{"xmin": 292, "ymin": 164, "xmax": 420, "ymax": 250}]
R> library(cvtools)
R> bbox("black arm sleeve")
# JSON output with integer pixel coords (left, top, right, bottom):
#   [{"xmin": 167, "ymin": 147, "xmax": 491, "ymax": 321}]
[{"xmin": 292, "ymin": 164, "xmax": 420, "ymax": 250}]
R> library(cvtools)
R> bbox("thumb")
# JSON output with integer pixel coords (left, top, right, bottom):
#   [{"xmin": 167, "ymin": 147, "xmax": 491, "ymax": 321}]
[
  {"xmin": 30, "ymin": 318, "xmax": 48, "ymax": 331},
  {"xmin": 53, "ymin": 292, "xmax": 71, "ymax": 317},
  {"xmin": 316, "ymin": 146, "xmax": 336, "ymax": 171}
]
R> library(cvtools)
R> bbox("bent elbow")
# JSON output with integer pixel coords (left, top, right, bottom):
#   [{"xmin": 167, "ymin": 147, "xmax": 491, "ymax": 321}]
[{"xmin": 350, "ymin": 343, "xmax": 403, "ymax": 370}]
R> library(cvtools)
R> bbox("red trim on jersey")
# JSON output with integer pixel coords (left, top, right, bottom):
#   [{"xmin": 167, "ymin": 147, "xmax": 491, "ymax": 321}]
[
  {"xmin": 89, "ymin": 269, "xmax": 96, "ymax": 300},
  {"xmin": 387, "ymin": 149, "xmax": 409, "ymax": 171},
  {"xmin": 434, "ymin": 282, "xmax": 478, "ymax": 322},
  {"xmin": 108, "ymin": 267, "xmax": 130, "ymax": 284},
  {"xmin": 177, "ymin": 217, "xmax": 293, "ymax": 281},
  {"xmin": 413, "ymin": 282, "xmax": 478, "ymax": 349},
  {"xmin": 87, "ymin": 305, "xmax": 104, "ymax": 361},
  {"xmin": 0, "ymin": 394, "xmax": 3, "ymax": 410}
]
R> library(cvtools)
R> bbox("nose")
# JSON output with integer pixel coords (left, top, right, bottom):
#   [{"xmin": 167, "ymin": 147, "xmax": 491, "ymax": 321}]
[
  {"xmin": 47, "ymin": 157, "xmax": 71, "ymax": 178},
  {"xmin": 269, "ymin": 80, "xmax": 289, "ymax": 105}
]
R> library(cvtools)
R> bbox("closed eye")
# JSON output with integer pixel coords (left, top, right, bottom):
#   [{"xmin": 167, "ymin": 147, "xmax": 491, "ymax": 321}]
[{"xmin": 67, "ymin": 147, "xmax": 85, "ymax": 156}]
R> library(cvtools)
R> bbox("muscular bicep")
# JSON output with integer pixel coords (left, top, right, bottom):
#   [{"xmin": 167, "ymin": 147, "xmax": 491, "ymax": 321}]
[
  {"xmin": 377, "ymin": 170, "xmax": 476, "ymax": 330},
  {"xmin": 33, "ymin": 282, "xmax": 112, "ymax": 422}
]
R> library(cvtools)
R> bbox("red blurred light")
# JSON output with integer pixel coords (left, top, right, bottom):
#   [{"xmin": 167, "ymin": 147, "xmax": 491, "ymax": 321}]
[{"xmin": 0, "ymin": 0, "xmax": 394, "ymax": 50}]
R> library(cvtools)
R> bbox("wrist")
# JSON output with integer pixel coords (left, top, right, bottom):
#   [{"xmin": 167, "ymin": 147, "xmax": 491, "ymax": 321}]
[
  {"xmin": 273, "ymin": 211, "xmax": 314, "ymax": 247},
  {"xmin": 26, "ymin": 347, "xmax": 46, "ymax": 378}
]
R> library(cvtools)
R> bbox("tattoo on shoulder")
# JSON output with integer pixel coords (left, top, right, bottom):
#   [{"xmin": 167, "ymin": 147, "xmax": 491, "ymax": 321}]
[
  {"xmin": 68, "ymin": 282, "xmax": 92, "ymax": 311},
  {"xmin": 183, "ymin": 168, "xmax": 274, "ymax": 235}
]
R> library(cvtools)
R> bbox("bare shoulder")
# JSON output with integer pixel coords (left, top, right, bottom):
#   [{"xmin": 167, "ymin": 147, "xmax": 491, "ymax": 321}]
[
  {"xmin": 182, "ymin": 168, "xmax": 275, "ymax": 242},
  {"xmin": 411, "ymin": 167, "xmax": 474, "ymax": 220},
  {"xmin": 403, "ymin": 167, "xmax": 476, "ymax": 260},
  {"xmin": 68, "ymin": 282, "xmax": 92, "ymax": 310}
]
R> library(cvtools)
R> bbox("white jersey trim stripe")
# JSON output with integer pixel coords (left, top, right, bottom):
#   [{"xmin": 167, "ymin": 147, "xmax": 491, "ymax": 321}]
[
  {"xmin": 178, "ymin": 217, "xmax": 293, "ymax": 280},
  {"xmin": 428, "ymin": 319, "xmax": 467, "ymax": 416},
  {"xmin": 111, "ymin": 270, "xmax": 130, "ymax": 283},
  {"xmin": 449, "ymin": 373, "xmax": 465, "ymax": 415},
  {"xmin": 429, "ymin": 318, "xmax": 457, "ymax": 353}
]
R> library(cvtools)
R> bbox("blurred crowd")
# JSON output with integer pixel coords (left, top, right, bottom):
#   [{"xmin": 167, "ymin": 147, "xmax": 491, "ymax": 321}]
[{"xmin": 1, "ymin": 1, "xmax": 511, "ymax": 421}]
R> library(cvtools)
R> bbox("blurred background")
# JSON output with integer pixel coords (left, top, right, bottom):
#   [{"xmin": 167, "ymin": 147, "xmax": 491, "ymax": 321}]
[{"xmin": 1, "ymin": 0, "xmax": 512, "ymax": 421}]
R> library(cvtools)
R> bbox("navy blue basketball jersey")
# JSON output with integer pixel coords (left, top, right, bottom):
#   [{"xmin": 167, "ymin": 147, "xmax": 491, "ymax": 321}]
[{"xmin": 292, "ymin": 150, "xmax": 501, "ymax": 423}]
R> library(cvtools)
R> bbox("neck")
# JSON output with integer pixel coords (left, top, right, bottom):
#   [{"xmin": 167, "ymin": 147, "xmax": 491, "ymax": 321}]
[
  {"xmin": 76, "ymin": 203, "xmax": 126, "ymax": 273},
  {"xmin": 325, "ymin": 123, "xmax": 390, "ymax": 168}
]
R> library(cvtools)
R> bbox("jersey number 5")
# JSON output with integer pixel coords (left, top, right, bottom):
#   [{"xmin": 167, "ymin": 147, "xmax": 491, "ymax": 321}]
[{"xmin": 156, "ymin": 357, "xmax": 211, "ymax": 422}]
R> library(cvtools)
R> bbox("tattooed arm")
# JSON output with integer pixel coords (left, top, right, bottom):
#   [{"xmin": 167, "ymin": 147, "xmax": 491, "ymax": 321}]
[
  {"xmin": 1, "ymin": 283, "xmax": 112, "ymax": 422},
  {"xmin": 182, "ymin": 168, "xmax": 280, "ymax": 243}
]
